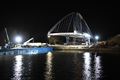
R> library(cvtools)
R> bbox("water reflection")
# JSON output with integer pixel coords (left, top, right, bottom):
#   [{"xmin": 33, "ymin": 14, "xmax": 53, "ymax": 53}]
[
  {"xmin": 12, "ymin": 55, "xmax": 23, "ymax": 80},
  {"xmin": 83, "ymin": 52, "xmax": 92, "ymax": 80},
  {"xmin": 23, "ymin": 55, "xmax": 32, "ymax": 80},
  {"xmin": 83, "ymin": 52, "xmax": 102, "ymax": 80},
  {"xmin": 94, "ymin": 54, "xmax": 102, "ymax": 80},
  {"xmin": 73, "ymin": 53, "xmax": 82, "ymax": 80},
  {"xmin": 45, "ymin": 52, "xmax": 53, "ymax": 80}
]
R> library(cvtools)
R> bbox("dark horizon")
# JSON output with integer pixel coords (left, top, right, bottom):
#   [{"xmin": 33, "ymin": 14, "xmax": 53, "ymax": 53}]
[{"xmin": 0, "ymin": 3, "xmax": 119, "ymax": 45}]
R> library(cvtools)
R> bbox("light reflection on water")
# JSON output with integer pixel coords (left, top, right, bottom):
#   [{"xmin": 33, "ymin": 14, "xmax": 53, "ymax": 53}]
[
  {"xmin": 0, "ymin": 51, "xmax": 105, "ymax": 80},
  {"xmin": 94, "ymin": 54, "xmax": 102, "ymax": 80},
  {"xmin": 45, "ymin": 52, "xmax": 53, "ymax": 80},
  {"xmin": 12, "ymin": 55, "xmax": 23, "ymax": 80},
  {"xmin": 83, "ymin": 52, "xmax": 92, "ymax": 80},
  {"xmin": 83, "ymin": 52, "xmax": 102, "ymax": 80}
]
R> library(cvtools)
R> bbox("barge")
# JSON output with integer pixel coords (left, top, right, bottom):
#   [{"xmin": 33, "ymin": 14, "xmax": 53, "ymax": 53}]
[{"xmin": 0, "ymin": 47, "xmax": 53, "ymax": 55}]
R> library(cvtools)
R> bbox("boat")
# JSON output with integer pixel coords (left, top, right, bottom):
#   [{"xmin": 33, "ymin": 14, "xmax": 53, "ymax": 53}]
[
  {"xmin": 49, "ymin": 44, "xmax": 92, "ymax": 50},
  {"xmin": 0, "ymin": 47, "xmax": 53, "ymax": 55},
  {"xmin": 0, "ymin": 28, "xmax": 53, "ymax": 55},
  {"xmin": 0, "ymin": 39, "xmax": 53, "ymax": 55}
]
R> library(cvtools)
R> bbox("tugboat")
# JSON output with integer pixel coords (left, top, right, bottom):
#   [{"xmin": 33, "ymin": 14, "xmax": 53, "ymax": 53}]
[{"xmin": 0, "ymin": 28, "xmax": 53, "ymax": 55}]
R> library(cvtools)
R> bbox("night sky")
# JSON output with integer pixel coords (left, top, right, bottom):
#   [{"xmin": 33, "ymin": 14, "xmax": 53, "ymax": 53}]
[{"xmin": 0, "ymin": 3, "xmax": 119, "ymax": 45}]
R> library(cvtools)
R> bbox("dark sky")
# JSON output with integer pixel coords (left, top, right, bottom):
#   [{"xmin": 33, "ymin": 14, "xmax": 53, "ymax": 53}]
[{"xmin": 0, "ymin": 3, "xmax": 119, "ymax": 44}]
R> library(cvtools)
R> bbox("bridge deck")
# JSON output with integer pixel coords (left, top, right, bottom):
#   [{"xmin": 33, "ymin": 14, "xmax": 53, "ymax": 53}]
[{"xmin": 48, "ymin": 32, "xmax": 84, "ymax": 38}]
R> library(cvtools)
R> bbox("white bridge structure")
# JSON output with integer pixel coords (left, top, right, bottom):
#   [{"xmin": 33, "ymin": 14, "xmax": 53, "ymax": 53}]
[{"xmin": 47, "ymin": 12, "xmax": 93, "ymax": 47}]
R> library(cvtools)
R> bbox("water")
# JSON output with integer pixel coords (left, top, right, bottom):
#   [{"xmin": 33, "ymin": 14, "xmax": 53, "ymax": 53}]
[{"xmin": 0, "ymin": 51, "xmax": 120, "ymax": 80}]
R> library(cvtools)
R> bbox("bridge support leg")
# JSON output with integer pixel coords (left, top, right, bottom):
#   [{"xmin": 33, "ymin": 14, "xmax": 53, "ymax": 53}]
[
  {"xmin": 73, "ymin": 37, "xmax": 76, "ymax": 45},
  {"xmin": 66, "ymin": 37, "xmax": 69, "ymax": 44},
  {"xmin": 85, "ymin": 38, "xmax": 90, "ymax": 47},
  {"xmin": 88, "ymin": 38, "xmax": 90, "ymax": 45}
]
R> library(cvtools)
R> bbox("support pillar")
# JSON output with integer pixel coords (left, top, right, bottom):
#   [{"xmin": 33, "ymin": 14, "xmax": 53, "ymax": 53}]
[{"xmin": 66, "ymin": 37, "xmax": 69, "ymax": 44}]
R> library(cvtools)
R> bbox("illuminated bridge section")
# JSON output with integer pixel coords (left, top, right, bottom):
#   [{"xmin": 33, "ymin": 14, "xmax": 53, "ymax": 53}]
[
  {"xmin": 47, "ymin": 12, "xmax": 93, "ymax": 45},
  {"xmin": 48, "ymin": 32, "xmax": 84, "ymax": 38}
]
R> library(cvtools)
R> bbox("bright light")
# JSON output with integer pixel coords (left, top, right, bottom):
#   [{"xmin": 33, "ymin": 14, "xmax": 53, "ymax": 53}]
[
  {"xmin": 74, "ymin": 30, "xmax": 77, "ymax": 34},
  {"xmin": 83, "ymin": 33, "xmax": 91, "ymax": 38},
  {"xmin": 15, "ymin": 36, "xmax": 22, "ymax": 43},
  {"xmin": 95, "ymin": 35, "xmax": 99, "ymax": 40}
]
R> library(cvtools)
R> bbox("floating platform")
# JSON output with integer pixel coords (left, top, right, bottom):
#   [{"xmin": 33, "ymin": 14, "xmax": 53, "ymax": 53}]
[
  {"xmin": 0, "ymin": 47, "xmax": 53, "ymax": 55},
  {"xmin": 49, "ymin": 44, "xmax": 90, "ymax": 50}
]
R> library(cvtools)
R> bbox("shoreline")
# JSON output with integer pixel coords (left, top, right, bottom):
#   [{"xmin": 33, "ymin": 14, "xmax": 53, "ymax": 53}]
[
  {"xmin": 50, "ymin": 45, "xmax": 120, "ymax": 53},
  {"xmin": 54, "ymin": 48, "xmax": 120, "ymax": 53}
]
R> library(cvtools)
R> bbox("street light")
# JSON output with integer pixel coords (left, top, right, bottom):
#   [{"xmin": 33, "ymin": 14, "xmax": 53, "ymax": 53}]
[
  {"xmin": 15, "ymin": 36, "xmax": 22, "ymax": 43},
  {"xmin": 95, "ymin": 35, "xmax": 99, "ymax": 41},
  {"xmin": 95, "ymin": 35, "xmax": 99, "ymax": 44}
]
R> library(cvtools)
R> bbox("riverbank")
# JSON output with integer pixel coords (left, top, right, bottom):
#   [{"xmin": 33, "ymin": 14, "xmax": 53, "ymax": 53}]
[
  {"xmin": 50, "ymin": 44, "xmax": 120, "ymax": 53},
  {"xmin": 54, "ymin": 48, "xmax": 120, "ymax": 53}
]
